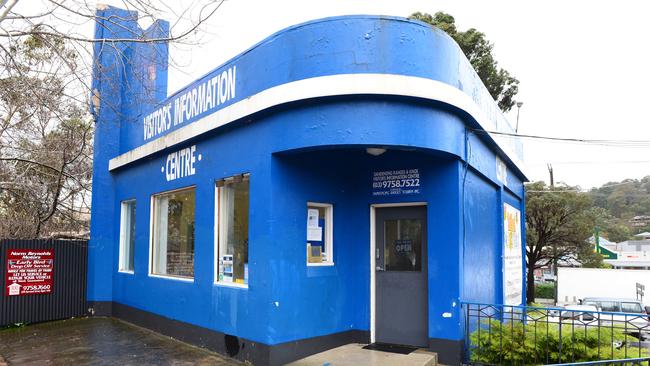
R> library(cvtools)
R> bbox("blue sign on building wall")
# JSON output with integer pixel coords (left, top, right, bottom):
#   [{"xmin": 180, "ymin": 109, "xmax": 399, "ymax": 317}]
[
  {"xmin": 88, "ymin": 6, "xmax": 528, "ymax": 365},
  {"xmin": 372, "ymin": 169, "xmax": 422, "ymax": 196}
]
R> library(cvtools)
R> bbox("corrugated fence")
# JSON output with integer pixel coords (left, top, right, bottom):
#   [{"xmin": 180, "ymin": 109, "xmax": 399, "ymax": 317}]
[{"xmin": 0, "ymin": 239, "xmax": 88, "ymax": 326}]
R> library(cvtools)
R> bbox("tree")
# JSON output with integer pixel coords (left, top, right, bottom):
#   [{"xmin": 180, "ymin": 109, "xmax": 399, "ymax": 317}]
[
  {"xmin": 525, "ymin": 182, "xmax": 597, "ymax": 302},
  {"xmin": 0, "ymin": 33, "xmax": 92, "ymax": 238},
  {"xmin": 0, "ymin": 1, "xmax": 223, "ymax": 237},
  {"xmin": 0, "ymin": 1, "xmax": 223, "ymax": 42},
  {"xmin": 590, "ymin": 207, "xmax": 631, "ymax": 243},
  {"xmin": 409, "ymin": 11, "xmax": 520, "ymax": 112},
  {"xmin": 589, "ymin": 176, "xmax": 650, "ymax": 237},
  {"xmin": 1, "ymin": 1, "xmax": 224, "ymax": 109}
]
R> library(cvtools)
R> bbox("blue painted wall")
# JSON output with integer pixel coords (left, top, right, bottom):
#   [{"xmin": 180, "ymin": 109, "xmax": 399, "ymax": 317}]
[
  {"xmin": 89, "ymin": 7, "xmax": 528, "ymax": 356},
  {"xmin": 462, "ymin": 170, "xmax": 501, "ymax": 305},
  {"xmin": 114, "ymin": 15, "xmax": 522, "ymax": 165},
  {"xmin": 88, "ymin": 6, "xmax": 168, "ymax": 302}
]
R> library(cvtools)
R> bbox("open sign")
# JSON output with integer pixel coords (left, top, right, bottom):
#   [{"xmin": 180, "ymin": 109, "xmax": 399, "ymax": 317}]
[{"xmin": 394, "ymin": 239, "xmax": 413, "ymax": 254}]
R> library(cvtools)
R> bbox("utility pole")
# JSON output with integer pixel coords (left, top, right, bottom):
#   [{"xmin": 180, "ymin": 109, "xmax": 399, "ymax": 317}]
[
  {"xmin": 515, "ymin": 101, "xmax": 523, "ymax": 133},
  {"xmin": 548, "ymin": 163, "xmax": 559, "ymax": 304}
]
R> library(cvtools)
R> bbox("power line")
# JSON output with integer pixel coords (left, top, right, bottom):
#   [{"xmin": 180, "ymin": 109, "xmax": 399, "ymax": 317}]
[
  {"xmin": 527, "ymin": 190, "xmax": 649, "ymax": 195},
  {"xmin": 528, "ymin": 160, "xmax": 650, "ymax": 166},
  {"xmin": 525, "ymin": 180, "xmax": 647, "ymax": 193},
  {"xmin": 473, "ymin": 129, "xmax": 650, "ymax": 147}
]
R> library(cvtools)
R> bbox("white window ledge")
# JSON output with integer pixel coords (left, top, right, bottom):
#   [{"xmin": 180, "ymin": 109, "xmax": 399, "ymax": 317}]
[
  {"xmin": 214, "ymin": 281, "xmax": 248, "ymax": 289},
  {"xmin": 148, "ymin": 273, "xmax": 194, "ymax": 283},
  {"xmin": 307, "ymin": 262, "xmax": 335, "ymax": 267}
]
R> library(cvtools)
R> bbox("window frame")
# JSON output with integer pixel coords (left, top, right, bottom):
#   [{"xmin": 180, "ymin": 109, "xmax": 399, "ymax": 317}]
[
  {"xmin": 214, "ymin": 174, "xmax": 250, "ymax": 289},
  {"xmin": 148, "ymin": 185, "xmax": 196, "ymax": 282},
  {"xmin": 598, "ymin": 301, "xmax": 620, "ymax": 312},
  {"xmin": 118, "ymin": 199, "xmax": 136, "ymax": 274},
  {"xmin": 306, "ymin": 202, "xmax": 334, "ymax": 266},
  {"xmin": 621, "ymin": 302, "xmax": 642, "ymax": 314}
]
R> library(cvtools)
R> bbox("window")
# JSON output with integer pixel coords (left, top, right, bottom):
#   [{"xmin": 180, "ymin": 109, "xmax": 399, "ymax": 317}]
[
  {"xmin": 383, "ymin": 218, "xmax": 422, "ymax": 271},
  {"xmin": 216, "ymin": 174, "xmax": 249, "ymax": 285},
  {"xmin": 118, "ymin": 200, "xmax": 136, "ymax": 272},
  {"xmin": 151, "ymin": 187, "xmax": 195, "ymax": 278},
  {"xmin": 306, "ymin": 202, "xmax": 333, "ymax": 265},
  {"xmin": 599, "ymin": 301, "xmax": 620, "ymax": 312},
  {"xmin": 621, "ymin": 302, "xmax": 642, "ymax": 313}
]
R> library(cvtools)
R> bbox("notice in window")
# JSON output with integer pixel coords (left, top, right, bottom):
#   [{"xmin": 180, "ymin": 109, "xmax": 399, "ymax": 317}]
[
  {"xmin": 307, "ymin": 227, "xmax": 323, "ymax": 242},
  {"xmin": 307, "ymin": 209, "xmax": 319, "ymax": 228},
  {"xmin": 503, "ymin": 203, "xmax": 523, "ymax": 306},
  {"xmin": 372, "ymin": 169, "xmax": 421, "ymax": 196}
]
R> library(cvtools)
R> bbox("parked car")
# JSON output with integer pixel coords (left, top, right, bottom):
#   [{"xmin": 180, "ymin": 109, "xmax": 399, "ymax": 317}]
[
  {"xmin": 579, "ymin": 297, "xmax": 650, "ymax": 339},
  {"xmin": 560, "ymin": 304, "xmax": 598, "ymax": 322}
]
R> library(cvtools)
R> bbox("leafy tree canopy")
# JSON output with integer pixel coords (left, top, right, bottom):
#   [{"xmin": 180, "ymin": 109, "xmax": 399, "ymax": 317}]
[
  {"xmin": 588, "ymin": 176, "xmax": 650, "ymax": 238},
  {"xmin": 0, "ymin": 33, "xmax": 92, "ymax": 238},
  {"xmin": 409, "ymin": 11, "xmax": 520, "ymax": 112},
  {"xmin": 525, "ymin": 182, "xmax": 599, "ymax": 301}
]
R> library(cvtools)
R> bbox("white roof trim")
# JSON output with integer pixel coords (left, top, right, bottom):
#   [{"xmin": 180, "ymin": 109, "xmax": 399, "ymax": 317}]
[{"xmin": 108, "ymin": 73, "xmax": 525, "ymax": 174}]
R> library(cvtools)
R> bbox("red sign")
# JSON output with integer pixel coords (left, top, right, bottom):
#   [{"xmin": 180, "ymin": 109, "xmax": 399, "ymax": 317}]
[{"xmin": 5, "ymin": 249, "xmax": 54, "ymax": 296}]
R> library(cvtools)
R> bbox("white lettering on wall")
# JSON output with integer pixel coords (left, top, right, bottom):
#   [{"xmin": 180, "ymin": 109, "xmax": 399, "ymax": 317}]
[
  {"xmin": 162, "ymin": 145, "xmax": 200, "ymax": 182},
  {"xmin": 144, "ymin": 65, "xmax": 237, "ymax": 141},
  {"xmin": 142, "ymin": 103, "xmax": 172, "ymax": 140}
]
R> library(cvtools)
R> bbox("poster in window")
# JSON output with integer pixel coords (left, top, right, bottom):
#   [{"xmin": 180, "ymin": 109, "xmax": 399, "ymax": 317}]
[
  {"xmin": 307, "ymin": 209, "xmax": 319, "ymax": 228},
  {"xmin": 503, "ymin": 203, "xmax": 522, "ymax": 306}
]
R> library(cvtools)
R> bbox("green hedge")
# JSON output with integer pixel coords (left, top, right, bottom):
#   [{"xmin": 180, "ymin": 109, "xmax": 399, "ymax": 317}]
[
  {"xmin": 535, "ymin": 283, "xmax": 555, "ymax": 299},
  {"xmin": 469, "ymin": 318, "xmax": 647, "ymax": 365}
]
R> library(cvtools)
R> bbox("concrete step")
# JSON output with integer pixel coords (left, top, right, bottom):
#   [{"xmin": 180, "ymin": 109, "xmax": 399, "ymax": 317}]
[{"xmin": 286, "ymin": 343, "xmax": 437, "ymax": 366}]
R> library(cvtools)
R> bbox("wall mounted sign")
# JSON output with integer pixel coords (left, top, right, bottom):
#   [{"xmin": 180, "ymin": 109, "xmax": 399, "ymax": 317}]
[
  {"xmin": 372, "ymin": 169, "xmax": 421, "ymax": 196},
  {"xmin": 162, "ymin": 145, "xmax": 201, "ymax": 182},
  {"xmin": 6, "ymin": 249, "xmax": 54, "ymax": 296},
  {"xmin": 503, "ymin": 203, "xmax": 523, "ymax": 306},
  {"xmin": 143, "ymin": 66, "xmax": 237, "ymax": 141}
]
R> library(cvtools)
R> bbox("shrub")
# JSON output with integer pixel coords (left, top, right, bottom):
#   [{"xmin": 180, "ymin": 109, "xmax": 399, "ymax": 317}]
[
  {"xmin": 535, "ymin": 283, "xmax": 555, "ymax": 299},
  {"xmin": 469, "ymin": 318, "xmax": 648, "ymax": 365}
]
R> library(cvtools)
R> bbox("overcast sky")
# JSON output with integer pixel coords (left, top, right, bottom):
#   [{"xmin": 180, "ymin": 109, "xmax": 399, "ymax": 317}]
[{"xmin": 135, "ymin": 1, "xmax": 650, "ymax": 189}]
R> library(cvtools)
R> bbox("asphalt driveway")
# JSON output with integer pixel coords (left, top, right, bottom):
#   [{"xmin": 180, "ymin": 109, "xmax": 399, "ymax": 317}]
[{"xmin": 0, "ymin": 317, "xmax": 241, "ymax": 366}]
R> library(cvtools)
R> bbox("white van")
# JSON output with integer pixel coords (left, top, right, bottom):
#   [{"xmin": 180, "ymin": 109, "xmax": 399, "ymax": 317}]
[
  {"xmin": 580, "ymin": 297, "xmax": 650, "ymax": 339},
  {"xmin": 580, "ymin": 297, "xmax": 646, "ymax": 314}
]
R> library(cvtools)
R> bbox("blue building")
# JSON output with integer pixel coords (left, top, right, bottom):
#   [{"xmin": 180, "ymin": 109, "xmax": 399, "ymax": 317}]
[{"xmin": 88, "ymin": 6, "xmax": 527, "ymax": 365}]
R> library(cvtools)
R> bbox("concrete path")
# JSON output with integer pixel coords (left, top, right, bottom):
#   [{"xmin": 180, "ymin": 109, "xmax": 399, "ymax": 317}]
[
  {"xmin": 0, "ymin": 317, "xmax": 241, "ymax": 366},
  {"xmin": 286, "ymin": 343, "xmax": 437, "ymax": 366}
]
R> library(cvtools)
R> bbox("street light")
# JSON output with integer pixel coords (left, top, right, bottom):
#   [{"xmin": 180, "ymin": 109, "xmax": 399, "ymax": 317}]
[{"xmin": 515, "ymin": 101, "xmax": 523, "ymax": 133}]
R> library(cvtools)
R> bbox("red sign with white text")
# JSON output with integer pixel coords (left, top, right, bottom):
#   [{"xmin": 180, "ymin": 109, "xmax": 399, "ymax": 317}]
[{"xmin": 5, "ymin": 249, "xmax": 54, "ymax": 296}]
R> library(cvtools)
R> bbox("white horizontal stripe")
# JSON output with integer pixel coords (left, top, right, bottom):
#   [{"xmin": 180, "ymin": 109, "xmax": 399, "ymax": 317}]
[{"xmin": 108, "ymin": 74, "xmax": 525, "ymax": 175}]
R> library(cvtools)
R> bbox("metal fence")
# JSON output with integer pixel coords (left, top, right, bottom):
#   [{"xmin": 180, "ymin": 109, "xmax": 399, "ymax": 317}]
[
  {"xmin": 0, "ymin": 239, "xmax": 88, "ymax": 326},
  {"xmin": 463, "ymin": 302, "xmax": 650, "ymax": 366}
]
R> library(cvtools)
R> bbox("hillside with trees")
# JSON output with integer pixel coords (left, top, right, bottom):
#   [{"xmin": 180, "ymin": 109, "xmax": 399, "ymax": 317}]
[{"xmin": 588, "ymin": 176, "xmax": 650, "ymax": 241}]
